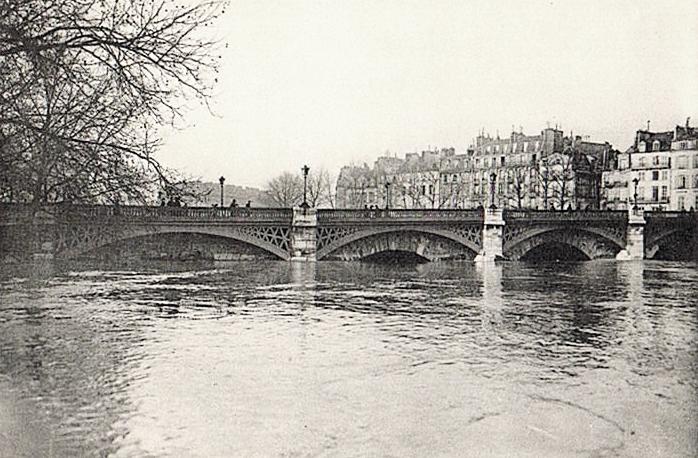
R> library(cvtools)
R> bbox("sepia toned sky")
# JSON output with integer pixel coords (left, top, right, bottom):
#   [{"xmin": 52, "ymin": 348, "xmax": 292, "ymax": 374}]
[{"xmin": 159, "ymin": 0, "xmax": 698, "ymax": 188}]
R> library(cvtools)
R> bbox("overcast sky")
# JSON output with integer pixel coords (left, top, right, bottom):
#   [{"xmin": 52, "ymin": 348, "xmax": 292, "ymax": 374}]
[{"xmin": 158, "ymin": 0, "xmax": 698, "ymax": 188}]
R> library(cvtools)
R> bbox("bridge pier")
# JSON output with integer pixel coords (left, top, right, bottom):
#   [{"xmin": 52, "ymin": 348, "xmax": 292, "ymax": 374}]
[
  {"xmin": 475, "ymin": 209, "xmax": 505, "ymax": 263},
  {"xmin": 290, "ymin": 208, "xmax": 317, "ymax": 261},
  {"xmin": 616, "ymin": 210, "xmax": 645, "ymax": 260},
  {"xmin": 28, "ymin": 209, "xmax": 56, "ymax": 261}
]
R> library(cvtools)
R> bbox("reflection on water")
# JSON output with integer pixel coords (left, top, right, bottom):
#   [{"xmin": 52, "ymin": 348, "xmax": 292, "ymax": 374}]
[{"xmin": 0, "ymin": 260, "xmax": 697, "ymax": 457}]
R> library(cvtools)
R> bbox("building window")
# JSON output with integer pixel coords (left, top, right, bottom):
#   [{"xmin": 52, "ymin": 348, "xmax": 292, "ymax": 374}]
[
  {"xmin": 639, "ymin": 141, "xmax": 646, "ymax": 152},
  {"xmin": 421, "ymin": 185, "xmax": 426, "ymax": 195},
  {"xmin": 428, "ymin": 184, "xmax": 434, "ymax": 195},
  {"xmin": 500, "ymin": 156, "xmax": 505, "ymax": 166},
  {"xmin": 694, "ymin": 154, "xmax": 698, "ymax": 168},
  {"xmin": 639, "ymin": 157, "xmax": 646, "ymax": 167},
  {"xmin": 678, "ymin": 175, "xmax": 687, "ymax": 189},
  {"xmin": 678, "ymin": 156, "xmax": 687, "ymax": 169},
  {"xmin": 651, "ymin": 186, "xmax": 659, "ymax": 202},
  {"xmin": 639, "ymin": 171, "xmax": 645, "ymax": 181},
  {"xmin": 443, "ymin": 175, "xmax": 448, "ymax": 183},
  {"xmin": 652, "ymin": 155, "xmax": 659, "ymax": 165},
  {"xmin": 693, "ymin": 174, "xmax": 698, "ymax": 189},
  {"xmin": 661, "ymin": 186, "xmax": 667, "ymax": 200},
  {"xmin": 512, "ymin": 142, "xmax": 517, "ymax": 152},
  {"xmin": 652, "ymin": 140, "xmax": 660, "ymax": 151},
  {"xmin": 524, "ymin": 142, "xmax": 529, "ymax": 152},
  {"xmin": 661, "ymin": 170, "xmax": 668, "ymax": 180},
  {"xmin": 678, "ymin": 196, "xmax": 685, "ymax": 210},
  {"xmin": 638, "ymin": 187, "xmax": 644, "ymax": 200},
  {"xmin": 453, "ymin": 174, "xmax": 458, "ymax": 183},
  {"xmin": 652, "ymin": 171, "xmax": 659, "ymax": 180}
]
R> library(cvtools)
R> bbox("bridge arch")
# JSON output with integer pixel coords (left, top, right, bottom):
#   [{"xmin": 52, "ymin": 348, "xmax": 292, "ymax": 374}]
[
  {"xmin": 317, "ymin": 228, "xmax": 480, "ymax": 261},
  {"xmin": 645, "ymin": 227, "xmax": 695, "ymax": 260},
  {"xmin": 504, "ymin": 228, "xmax": 624, "ymax": 261},
  {"xmin": 55, "ymin": 224, "xmax": 291, "ymax": 261}
]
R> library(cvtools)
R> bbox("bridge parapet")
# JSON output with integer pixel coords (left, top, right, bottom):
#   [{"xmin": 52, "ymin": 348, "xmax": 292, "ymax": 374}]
[
  {"xmin": 317, "ymin": 208, "xmax": 483, "ymax": 225},
  {"xmin": 0, "ymin": 204, "xmax": 38, "ymax": 225},
  {"xmin": 644, "ymin": 210, "xmax": 696, "ymax": 220},
  {"xmin": 1, "ymin": 204, "xmax": 293, "ymax": 225},
  {"xmin": 503, "ymin": 209, "xmax": 627, "ymax": 223}
]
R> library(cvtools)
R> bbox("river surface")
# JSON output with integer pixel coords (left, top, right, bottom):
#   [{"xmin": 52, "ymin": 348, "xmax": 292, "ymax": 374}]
[{"xmin": 0, "ymin": 260, "xmax": 696, "ymax": 457}]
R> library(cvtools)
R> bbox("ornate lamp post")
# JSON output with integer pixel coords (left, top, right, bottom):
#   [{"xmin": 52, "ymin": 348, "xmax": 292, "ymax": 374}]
[
  {"xmin": 489, "ymin": 172, "xmax": 497, "ymax": 209},
  {"xmin": 384, "ymin": 181, "xmax": 391, "ymax": 210},
  {"xmin": 632, "ymin": 177, "xmax": 639, "ymax": 210},
  {"xmin": 301, "ymin": 165, "xmax": 310, "ymax": 208},
  {"xmin": 219, "ymin": 176, "xmax": 225, "ymax": 207}
]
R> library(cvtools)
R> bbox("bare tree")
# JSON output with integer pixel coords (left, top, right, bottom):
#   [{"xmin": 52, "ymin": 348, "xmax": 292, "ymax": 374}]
[
  {"xmin": 421, "ymin": 170, "xmax": 441, "ymax": 208},
  {"xmin": 549, "ymin": 154, "xmax": 575, "ymax": 210},
  {"xmin": 306, "ymin": 167, "xmax": 335, "ymax": 208},
  {"xmin": 264, "ymin": 172, "xmax": 303, "ymax": 207},
  {"xmin": 535, "ymin": 162, "xmax": 552, "ymax": 210},
  {"xmin": 509, "ymin": 167, "xmax": 528, "ymax": 209},
  {"xmin": 396, "ymin": 173, "xmax": 424, "ymax": 209},
  {"xmin": 0, "ymin": 0, "xmax": 227, "ymax": 205},
  {"xmin": 336, "ymin": 164, "xmax": 370, "ymax": 208}
]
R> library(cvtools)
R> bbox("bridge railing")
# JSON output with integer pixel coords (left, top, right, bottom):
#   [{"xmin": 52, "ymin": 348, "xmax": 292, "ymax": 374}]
[
  {"xmin": 503, "ymin": 209, "xmax": 628, "ymax": 222},
  {"xmin": 67, "ymin": 205, "xmax": 294, "ymax": 222},
  {"xmin": 317, "ymin": 208, "xmax": 484, "ymax": 224},
  {"xmin": 644, "ymin": 210, "xmax": 696, "ymax": 219},
  {"xmin": 0, "ymin": 204, "xmax": 294, "ymax": 223},
  {"xmin": 0, "ymin": 204, "xmax": 36, "ymax": 224}
]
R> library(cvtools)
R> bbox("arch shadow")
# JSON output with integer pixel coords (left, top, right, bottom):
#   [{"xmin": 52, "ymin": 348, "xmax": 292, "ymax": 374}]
[
  {"xmin": 319, "ymin": 229, "xmax": 479, "ymax": 262},
  {"xmin": 646, "ymin": 228, "xmax": 696, "ymax": 260},
  {"xmin": 56, "ymin": 225, "xmax": 290, "ymax": 261},
  {"xmin": 504, "ymin": 228, "xmax": 623, "ymax": 261}
]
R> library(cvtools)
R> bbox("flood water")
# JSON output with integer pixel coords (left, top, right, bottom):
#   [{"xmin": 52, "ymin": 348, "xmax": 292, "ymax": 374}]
[{"xmin": 0, "ymin": 260, "xmax": 696, "ymax": 457}]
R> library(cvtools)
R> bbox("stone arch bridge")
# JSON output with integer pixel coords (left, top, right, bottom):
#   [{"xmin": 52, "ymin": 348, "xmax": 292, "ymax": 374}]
[{"xmin": 0, "ymin": 204, "xmax": 695, "ymax": 262}]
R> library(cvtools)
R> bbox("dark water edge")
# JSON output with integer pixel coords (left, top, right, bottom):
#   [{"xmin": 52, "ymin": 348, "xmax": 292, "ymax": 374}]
[{"xmin": 0, "ymin": 259, "xmax": 697, "ymax": 457}]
